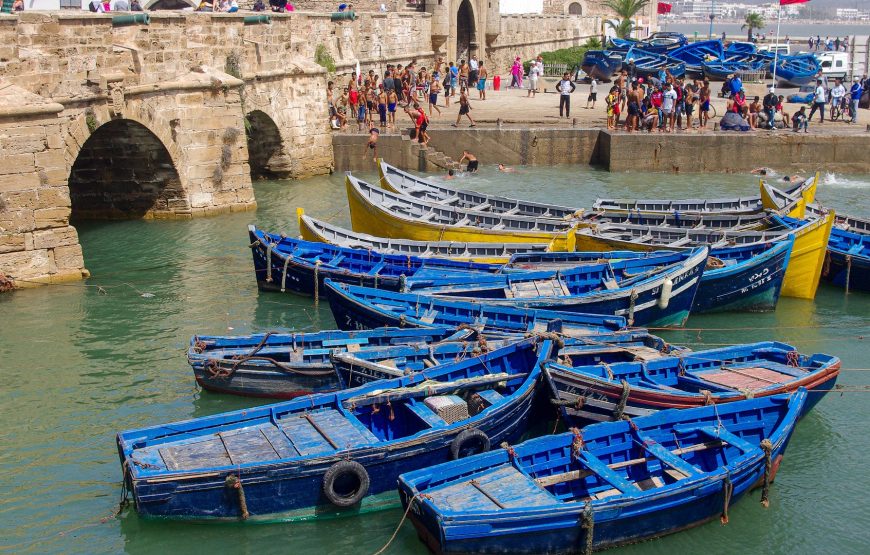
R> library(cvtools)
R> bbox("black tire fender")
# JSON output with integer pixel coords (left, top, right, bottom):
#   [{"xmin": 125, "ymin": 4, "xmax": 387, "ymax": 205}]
[
  {"xmin": 322, "ymin": 460, "xmax": 370, "ymax": 507},
  {"xmin": 450, "ymin": 428, "xmax": 490, "ymax": 460}
]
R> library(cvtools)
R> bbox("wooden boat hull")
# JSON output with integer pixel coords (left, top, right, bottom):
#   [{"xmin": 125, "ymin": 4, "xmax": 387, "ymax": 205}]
[
  {"xmin": 694, "ymin": 239, "xmax": 793, "ymax": 313},
  {"xmin": 119, "ymin": 339, "xmax": 553, "ymax": 520},
  {"xmin": 575, "ymin": 211, "xmax": 835, "ymax": 300},
  {"xmin": 823, "ymin": 244, "xmax": 869, "ymax": 292},
  {"xmin": 410, "ymin": 248, "xmax": 708, "ymax": 328},
  {"xmin": 544, "ymin": 344, "xmax": 839, "ymax": 426},
  {"xmin": 298, "ymin": 211, "xmax": 548, "ymax": 264},
  {"xmin": 188, "ymin": 327, "xmax": 472, "ymax": 399},
  {"xmin": 325, "ymin": 280, "xmax": 627, "ymax": 337},
  {"xmin": 397, "ymin": 392, "xmax": 805, "ymax": 554},
  {"xmin": 346, "ymin": 176, "xmax": 576, "ymax": 250}
]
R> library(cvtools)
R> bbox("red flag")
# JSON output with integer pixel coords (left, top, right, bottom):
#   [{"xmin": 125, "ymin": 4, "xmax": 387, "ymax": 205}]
[
  {"xmin": 657, "ymin": 2, "xmax": 672, "ymax": 14},
  {"xmin": 780, "ymin": 0, "xmax": 810, "ymax": 5}
]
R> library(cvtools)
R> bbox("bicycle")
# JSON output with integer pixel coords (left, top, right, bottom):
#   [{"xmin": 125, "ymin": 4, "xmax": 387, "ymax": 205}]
[{"xmin": 830, "ymin": 94, "xmax": 851, "ymax": 122}]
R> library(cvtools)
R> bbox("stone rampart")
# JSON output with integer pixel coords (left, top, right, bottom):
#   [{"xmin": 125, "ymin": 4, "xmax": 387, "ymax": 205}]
[{"xmin": 486, "ymin": 14, "xmax": 601, "ymax": 72}]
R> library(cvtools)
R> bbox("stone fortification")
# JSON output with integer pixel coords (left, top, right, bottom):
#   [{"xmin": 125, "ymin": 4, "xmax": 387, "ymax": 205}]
[{"xmin": 0, "ymin": 11, "xmax": 434, "ymax": 287}]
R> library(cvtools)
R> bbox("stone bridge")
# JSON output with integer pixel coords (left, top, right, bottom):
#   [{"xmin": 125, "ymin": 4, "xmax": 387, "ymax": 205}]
[{"xmin": 0, "ymin": 8, "xmax": 606, "ymax": 287}]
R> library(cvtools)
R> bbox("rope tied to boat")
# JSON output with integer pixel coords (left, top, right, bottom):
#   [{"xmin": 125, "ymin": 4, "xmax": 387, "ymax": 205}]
[
  {"xmin": 627, "ymin": 289, "xmax": 638, "ymax": 327},
  {"xmin": 678, "ymin": 357, "xmax": 686, "ymax": 377},
  {"xmin": 225, "ymin": 474, "xmax": 249, "ymax": 520},
  {"xmin": 500, "ymin": 441, "xmax": 517, "ymax": 460},
  {"xmin": 581, "ymin": 501, "xmax": 594, "ymax": 555},
  {"xmin": 371, "ymin": 492, "xmax": 431, "ymax": 555},
  {"xmin": 786, "ymin": 351, "xmax": 800, "ymax": 367},
  {"xmin": 701, "ymin": 389, "xmax": 714, "ymax": 406},
  {"xmin": 313, "ymin": 260, "xmax": 321, "ymax": 305},
  {"xmin": 570, "ymin": 427, "xmax": 585, "ymax": 460},
  {"xmin": 248, "ymin": 239, "xmax": 261, "ymax": 249},
  {"xmin": 192, "ymin": 337, "xmax": 207, "ymax": 354},
  {"xmin": 117, "ymin": 460, "xmax": 131, "ymax": 515},
  {"xmin": 760, "ymin": 438, "xmax": 773, "ymax": 508},
  {"xmin": 720, "ymin": 474, "xmax": 733, "ymax": 525},
  {"xmin": 399, "ymin": 274, "xmax": 407, "ymax": 292},
  {"xmin": 845, "ymin": 255, "xmax": 852, "ymax": 294},
  {"xmin": 602, "ymin": 363, "xmax": 614, "ymax": 381},
  {"xmin": 265, "ymin": 241, "xmax": 275, "ymax": 282},
  {"xmin": 613, "ymin": 380, "xmax": 631, "ymax": 421},
  {"xmin": 280, "ymin": 253, "xmax": 292, "ymax": 293}
]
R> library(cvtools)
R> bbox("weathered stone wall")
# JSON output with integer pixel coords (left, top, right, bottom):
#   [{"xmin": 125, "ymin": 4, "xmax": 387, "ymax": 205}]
[{"xmin": 486, "ymin": 14, "xmax": 602, "ymax": 72}]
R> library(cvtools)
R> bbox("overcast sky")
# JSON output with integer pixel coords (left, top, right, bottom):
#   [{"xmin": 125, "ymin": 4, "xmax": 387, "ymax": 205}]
[{"xmin": 500, "ymin": 0, "xmax": 544, "ymax": 14}]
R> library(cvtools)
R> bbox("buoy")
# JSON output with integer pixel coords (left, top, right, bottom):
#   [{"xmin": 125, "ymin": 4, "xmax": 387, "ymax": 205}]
[{"xmin": 658, "ymin": 278, "xmax": 673, "ymax": 309}]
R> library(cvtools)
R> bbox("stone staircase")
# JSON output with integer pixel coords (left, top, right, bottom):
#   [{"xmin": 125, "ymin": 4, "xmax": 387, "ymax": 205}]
[{"xmin": 399, "ymin": 128, "xmax": 463, "ymax": 171}]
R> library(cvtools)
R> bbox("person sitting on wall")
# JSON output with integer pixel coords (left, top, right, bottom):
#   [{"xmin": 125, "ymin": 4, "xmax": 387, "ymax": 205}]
[
  {"xmin": 197, "ymin": 0, "xmax": 214, "ymax": 12},
  {"xmin": 11, "ymin": 0, "xmax": 23, "ymax": 10},
  {"xmin": 269, "ymin": 0, "xmax": 284, "ymax": 12},
  {"xmin": 338, "ymin": 3, "xmax": 347, "ymax": 11},
  {"xmin": 252, "ymin": 0, "xmax": 266, "ymax": 10},
  {"xmin": 130, "ymin": 0, "xmax": 143, "ymax": 10}
]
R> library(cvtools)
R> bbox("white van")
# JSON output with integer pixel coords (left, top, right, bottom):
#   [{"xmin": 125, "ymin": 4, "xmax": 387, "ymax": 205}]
[
  {"xmin": 761, "ymin": 44, "xmax": 790, "ymax": 57},
  {"xmin": 818, "ymin": 52, "xmax": 849, "ymax": 80}
]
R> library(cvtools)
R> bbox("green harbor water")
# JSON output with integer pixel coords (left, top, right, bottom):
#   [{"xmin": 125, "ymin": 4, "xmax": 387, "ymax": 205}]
[{"xmin": 1, "ymin": 166, "xmax": 869, "ymax": 554}]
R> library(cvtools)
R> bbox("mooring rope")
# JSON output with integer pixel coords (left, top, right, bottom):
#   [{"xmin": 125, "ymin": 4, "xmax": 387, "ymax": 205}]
[
  {"xmin": 760, "ymin": 439, "xmax": 773, "ymax": 508},
  {"xmin": 225, "ymin": 474, "xmax": 249, "ymax": 520},
  {"xmin": 371, "ymin": 493, "xmax": 429, "ymax": 555},
  {"xmin": 720, "ymin": 474, "xmax": 734, "ymax": 525},
  {"xmin": 581, "ymin": 501, "xmax": 595, "ymax": 555}
]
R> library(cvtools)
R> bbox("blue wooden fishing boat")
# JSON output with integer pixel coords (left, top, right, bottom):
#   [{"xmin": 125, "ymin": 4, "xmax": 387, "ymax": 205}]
[
  {"xmin": 332, "ymin": 331, "xmax": 688, "ymax": 388},
  {"xmin": 823, "ymin": 224, "xmax": 869, "ymax": 292},
  {"xmin": 405, "ymin": 248, "xmax": 709, "ymax": 328},
  {"xmin": 580, "ymin": 50, "xmax": 623, "ymax": 81},
  {"xmin": 772, "ymin": 53, "xmax": 821, "ymax": 87},
  {"xmin": 188, "ymin": 326, "xmax": 477, "ymax": 398},
  {"xmin": 694, "ymin": 238, "xmax": 793, "ymax": 312},
  {"xmin": 545, "ymin": 341, "xmax": 839, "ymax": 425},
  {"xmin": 703, "ymin": 59, "xmax": 765, "ymax": 80},
  {"xmin": 726, "ymin": 41, "xmax": 757, "ymax": 55},
  {"xmin": 118, "ymin": 337, "xmax": 554, "ymax": 520},
  {"xmin": 624, "ymin": 48, "xmax": 686, "ymax": 79},
  {"xmin": 324, "ymin": 279, "xmax": 627, "ymax": 337},
  {"xmin": 396, "ymin": 391, "xmax": 806, "ymax": 554},
  {"xmin": 669, "ymin": 39, "xmax": 725, "ymax": 76},
  {"xmin": 249, "ymin": 225, "xmax": 498, "ymax": 296},
  {"xmin": 611, "ymin": 32, "xmax": 688, "ymax": 54},
  {"xmin": 506, "ymin": 240, "xmax": 793, "ymax": 313}
]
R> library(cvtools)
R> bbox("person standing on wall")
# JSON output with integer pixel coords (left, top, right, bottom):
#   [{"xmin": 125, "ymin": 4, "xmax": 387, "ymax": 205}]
[
  {"xmin": 762, "ymin": 87, "xmax": 778, "ymax": 130},
  {"xmin": 469, "ymin": 55, "xmax": 479, "ymax": 89},
  {"xmin": 586, "ymin": 78, "xmax": 598, "ymax": 109},
  {"xmin": 850, "ymin": 77, "xmax": 863, "ymax": 124},
  {"xmin": 808, "ymin": 79, "xmax": 827, "ymax": 123},
  {"xmin": 557, "ymin": 72, "xmax": 576, "ymax": 118}
]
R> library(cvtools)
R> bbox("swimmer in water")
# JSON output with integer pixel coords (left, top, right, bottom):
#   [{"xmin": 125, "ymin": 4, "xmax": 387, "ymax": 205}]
[
  {"xmin": 366, "ymin": 127, "xmax": 379, "ymax": 162},
  {"xmin": 458, "ymin": 150, "xmax": 478, "ymax": 173},
  {"xmin": 445, "ymin": 169, "xmax": 456, "ymax": 180},
  {"xmin": 498, "ymin": 164, "xmax": 516, "ymax": 173}
]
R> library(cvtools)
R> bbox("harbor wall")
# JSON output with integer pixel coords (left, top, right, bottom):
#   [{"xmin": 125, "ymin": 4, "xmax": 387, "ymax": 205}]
[{"xmin": 333, "ymin": 128, "xmax": 870, "ymax": 174}]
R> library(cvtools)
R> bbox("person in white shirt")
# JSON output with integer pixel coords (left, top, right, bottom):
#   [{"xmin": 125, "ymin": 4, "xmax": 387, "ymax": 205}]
[
  {"xmin": 808, "ymin": 79, "xmax": 827, "ymax": 122},
  {"xmin": 829, "ymin": 79, "xmax": 846, "ymax": 115},
  {"xmin": 661, "ymin": 83, "xmax": 678, "ymax": 132},
  {"xmin": 557, "ymin": 72, "xmax": 576, "ymax": 117},
  {"xmin": 468, "ymin": 55, "xmax": 479, "ymax": 88},
  {"xmin": 586, "ymin": 78, "xmax": 599, "ymax": 109},
  {"xmin": 527, "ymin": 56, "xmax": 543, "ymax": 97}
]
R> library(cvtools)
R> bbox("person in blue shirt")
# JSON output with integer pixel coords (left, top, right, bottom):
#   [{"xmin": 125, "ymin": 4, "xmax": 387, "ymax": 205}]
[{"xmin": 850, "ymin": 77, "xmax": 863, "ymax": 124}]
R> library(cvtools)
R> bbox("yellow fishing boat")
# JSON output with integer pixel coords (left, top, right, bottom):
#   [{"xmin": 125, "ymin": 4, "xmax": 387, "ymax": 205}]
[
  {"xmin": 345, "ymin": 175, "xmax": 579, "ymax": 251},
  {"xmin": 296, "ymin": 209, "xmax": 551, "ymax": 264},
  {"xmin": 574, "ymin": 211, "xmax": 834, "ymax": 299},
  {"xmin": 759, "ymin": 173, "xmax": 821, "ymax": 218}
]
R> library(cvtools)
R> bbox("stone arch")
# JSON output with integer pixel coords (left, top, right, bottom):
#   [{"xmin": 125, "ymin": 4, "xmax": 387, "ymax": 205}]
[
  {"xmin": 456, "ymin": 0, "xmax": 477, "ymax": 64},
  {"xmin": 144, "ymin": 0, "xmax": 197, "ymax": 9},
  {"xmin": 567, "ymin": 2, "xmax": 584, "ymax": 15},
  {"xmin": 67, "ymin": 118, "xmax": 183, "ymax": 220},
  {"xmin": 245, "ymin": 109, "xmax": 288, "ymax": 179}
]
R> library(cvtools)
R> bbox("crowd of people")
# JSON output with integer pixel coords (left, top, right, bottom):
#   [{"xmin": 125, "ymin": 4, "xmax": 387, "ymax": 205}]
[
  {"xmin": 808, "ymin": 36, "xmax": 849, "ymax": 52},
  {"xmin": 603, "ymin": 68, "xmax": 717, "ymax": 133}
]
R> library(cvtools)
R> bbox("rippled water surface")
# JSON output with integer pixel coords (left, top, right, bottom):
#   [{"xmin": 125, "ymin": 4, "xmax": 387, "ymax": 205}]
[{"xmin": 1, "ymin": 166, "xmax": 868, "ymax": 554}]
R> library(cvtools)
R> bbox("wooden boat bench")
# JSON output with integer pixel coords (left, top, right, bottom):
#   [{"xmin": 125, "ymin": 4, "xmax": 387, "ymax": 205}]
[
  {"xmin": 404, "ymin": 399, "xmax": 448, "ymax": 427},
  {"xmin": 578, "ymin": 451, "xmax": 639, "ymax": 493},
  {"xmin": 474, "ymin": 389, "xmax": 504, "ymax": 407},
  {"xmin": 674, "ymin": 424, "xmax": 757, "ymax": 455}
]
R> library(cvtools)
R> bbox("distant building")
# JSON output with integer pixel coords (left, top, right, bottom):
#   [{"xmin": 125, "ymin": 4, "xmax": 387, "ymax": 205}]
[{"xmin": 837, "ymin": 8, "xmax": 870, "ymax": 21}]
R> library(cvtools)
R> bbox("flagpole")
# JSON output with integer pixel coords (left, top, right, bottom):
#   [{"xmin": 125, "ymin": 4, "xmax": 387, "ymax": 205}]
[{"xmin": 771, "ymin": 3, "xmax": 782, "ymax": 88}]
